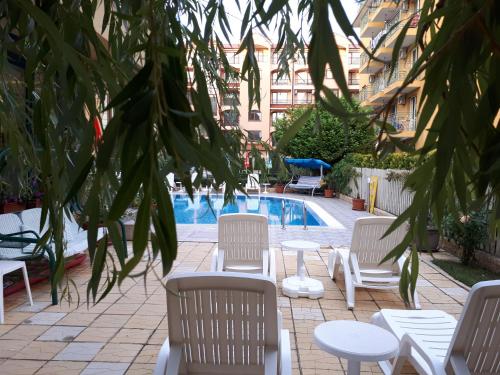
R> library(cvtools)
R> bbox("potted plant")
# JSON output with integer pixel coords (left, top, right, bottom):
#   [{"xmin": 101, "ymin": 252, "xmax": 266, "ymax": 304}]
[
  {"xmin": 274, "ymin": 167, "xmax": 290, "ymax": 194},
  {"xmin": 322, "ymin": 173, "xmax": 335, "ymax": 198},
  {"xmin": 351, "ymin": 172, "xmax": 365, "ymax": 211},
  {"xmin": 415, "ymin": 213, "xmax": 440, "ymax": 252},
  {"xmin": 19, "ymin": 174, "xmax": 37, "ymax": 209},
  {"xmin": 0, "ymin": 182, "xmax": 25, "ymax": 213}
]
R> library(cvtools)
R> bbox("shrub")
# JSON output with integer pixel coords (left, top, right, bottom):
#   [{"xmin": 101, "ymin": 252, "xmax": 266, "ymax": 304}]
[
  {"xmin": 330, "ymin": 158, "xmax": 357, "ymax": 195},
  {"xmin": 348, "ymin": 152, "xmax": 420, "ymax": 170},
  {"xmin": 442, "ymin": 210, "xmax": 489, "ymax": 265}
]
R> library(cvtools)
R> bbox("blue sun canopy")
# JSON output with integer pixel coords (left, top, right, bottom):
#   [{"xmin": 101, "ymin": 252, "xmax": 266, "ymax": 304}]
[{"xmin": 284, "ymin": 158, "xmax": 332, "ymax": 170}]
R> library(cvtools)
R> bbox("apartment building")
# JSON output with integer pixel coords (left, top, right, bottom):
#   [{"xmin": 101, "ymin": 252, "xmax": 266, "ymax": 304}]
[
  {"xmin": 354, "ymin": 0, "xmax": 421, "ymax": 139},
  {"xmin": 196, "ymin": 34, "xmax": 360, "ymax": 149}
]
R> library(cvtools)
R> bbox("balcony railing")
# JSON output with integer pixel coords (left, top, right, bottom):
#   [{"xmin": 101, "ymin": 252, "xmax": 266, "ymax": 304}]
[
  {"xmin": 386, "ymin": 10, "xmax": 419, "ymax": 40},
  {"xmin": 359, "ymin": 87, "xmax": 373, "ymax": 102},
  {"xmin": 272, "ymin": 98, "xmax": 291, "ymax": 104},
  {"xmin": 386, "ymin": 66, "xmax": 409, "ymax": 86},
  {"xmin": 348, "ymin": 55, "xmax": 360, "ymax": 65},
  {"xmin": 348, "ymin": 78, "xmax": 359, "ymax": 86},
  {"xmin": 272, "ymin": 79, "xmax": 291, "ymax": 85},
  {"xmin": 387, "ymin": 112, "xmax": 417, "ymax": 131},
  {"xmin": 295, "ymin": 98, "xmax": 313, "ymax": 104},
  {"xmin": 359, "ymin": 7, "xmax": 377, "ymax": 30},
  {"xmin": 295, "ymin": 77, "xmax": 312, "ymax": 85},
  {"xmin": 360, "ymin": 51, "xmax": 370, "ymax": 67}
]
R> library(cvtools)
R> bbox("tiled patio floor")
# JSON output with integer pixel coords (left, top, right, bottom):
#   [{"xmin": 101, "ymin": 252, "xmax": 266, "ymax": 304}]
[{"xmin": 1, "ymin": 242, "xmax": 468, "ymax": 375}]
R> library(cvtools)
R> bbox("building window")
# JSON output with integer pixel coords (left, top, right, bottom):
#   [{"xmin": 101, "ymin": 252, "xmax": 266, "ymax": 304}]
[
  {"xmin": 272, "ymin": 111, "xmax": 286, "ymax": 123},
  {"xmin": 295, "ymin": 91, "xmax": 313, "ymax": 104},
  {"xmin": 226, "ymin": 52, "xmax": 240, "ymax": 64},
  {"xmin": 272, "ymin": 52, "xmax": 280, "ymax": 64},
  {"xmin": 255, "ymin": 50, "xmax": 266, "ymax": 62},
  {"xmin": 271, "ymin": 71, "xmax": 290, "ymax": 85},
  {"xmin": 348, "ymin": 72, "xmax": 359, "ymax": 85},
  {"xmin": 248, "ymin": 110, "xmax": 262, "ymax": 121},
  {"xmin": 295, "ymin": 54, "xmax": 306, "ymax": 65},
  {"xmin": 295, "ymin": 71, "xmax": 312, "ymax": 85},
  {"xmin": 222, "ymin": 110, "xmax": 239, "ymax": 127},
  {"xmin": 348, "ymin": 52, "xmax": 360, "ymax": 65},
  {"xmin": 271, "ymin": 92, "xmax": 290, "ymax": 104},
  {"xmin": 247, "ymin": 130, "xmax": 262, "ymax": 142},
  {"xmin": 223, "ymin": 92, "xmax": 239, "ymax": 106},
  {"xmin": 409, "ymin": 96, "xmax": 417, "ymax": 130},
  {"xmin": 411, "ymin": 48, "xmax": 418, "ymax": 66}
]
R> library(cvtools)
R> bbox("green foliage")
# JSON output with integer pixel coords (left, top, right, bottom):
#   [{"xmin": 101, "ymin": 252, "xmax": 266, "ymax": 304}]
[
  {"xmin": 442, "ymin": 211, "xmax": 489, "ymax": 265},
  {"xmin": 322, "ymin": 173, "xmax": 335, "ymax": 190},
  {"xmin": 273, "ymin": 101, "xmax": 373, "ymax": 164},
  {"xmin": 348, "ymin": 153, "xmax": 419, "ymax": 170},
  {"xmin": 330, "ymin": 159, "xmax": 356, "ymax": 195}
]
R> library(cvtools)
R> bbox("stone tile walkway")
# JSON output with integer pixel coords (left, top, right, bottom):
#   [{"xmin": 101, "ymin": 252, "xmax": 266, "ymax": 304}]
[{"xmin": 0, "ymin": 240, "xmax": 468, "ymax": 375}]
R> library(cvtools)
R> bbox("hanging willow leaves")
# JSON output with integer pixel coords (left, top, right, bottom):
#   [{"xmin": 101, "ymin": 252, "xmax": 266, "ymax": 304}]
[{"xmin": 0, "ymin": 0, "xmax": 498, "ymax": 306}]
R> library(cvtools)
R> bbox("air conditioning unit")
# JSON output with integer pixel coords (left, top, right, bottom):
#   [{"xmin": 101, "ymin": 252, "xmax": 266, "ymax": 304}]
[
  {"xmin": 397, "ymin": 95, "xmax": 406, "ymax": 105},
  {"xmin": 399, "ymin": 48, "xmax": 407, "ymax": 60},
  {"xmin": 369, "ymin": 75, "xmax": 375, "ymax": 83}
]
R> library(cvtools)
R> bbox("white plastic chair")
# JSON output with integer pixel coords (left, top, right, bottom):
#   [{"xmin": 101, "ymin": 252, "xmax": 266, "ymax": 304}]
[
  {"xmin": 245, "ymin": 173, "xmax": 261, "ymax": 194},
  {"xmin": 154, "ymin": 272, "xmax": 292, "ymax": 375},
  {"xmin": 328, "ymin": 217, "xmax": 420, "ymax": 310},
  {"xmin": 166, "ymin": 173, "xmax": 176, "ymax": 191},
  {"xmin": 211, "ymin": 214, "xmax": 276, "ymax": 282},
  {"xmin": 0, "ymin": 260, "xmax": 34, "ymax": 324},
  {"xmin": 371, "ymin": 280, "xmax": 500, "ymax": 375}
]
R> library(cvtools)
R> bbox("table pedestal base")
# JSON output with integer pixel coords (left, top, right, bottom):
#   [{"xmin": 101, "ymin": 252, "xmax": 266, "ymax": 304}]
[
  {"xmin": 347, "ymin": 360, "xmax": 360, "ymax": 375},
  {"xmin": 282, "ymin": 276, "xmax": 324, "ymax": 299}
]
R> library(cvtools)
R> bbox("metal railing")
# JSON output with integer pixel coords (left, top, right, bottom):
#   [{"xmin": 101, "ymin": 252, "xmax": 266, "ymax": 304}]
[
  {"xmin": 360, "ymin": 51, "xmax": 370, "ymax": 67},
  {"xmin": 387, "ymin": 112, "xmax": 417, "ymax": 131},
  {"xmin": 295, "ymin": 98, "xmax": 313, "ymax": 104},
  {"xmin": 271, "ymin": 98, "xmax": 291, "ymax": 104},
  {"xmin": 359, "ymin": 86, "xmax": 373, "ymax": 102},
  {"xmin": 385, "ymin": 9, "xmax": 419, "ymax": 41},
  {"xmin": 272, "ymin": 79, "xmax": 291, "ymax": 85},
  {"xmin": 295, "ymin": 77, "xmax": 313, "ymax": 85},
  {"xmin": 348, "ymin": 78, "xmax": 359, "ymax": 86}
]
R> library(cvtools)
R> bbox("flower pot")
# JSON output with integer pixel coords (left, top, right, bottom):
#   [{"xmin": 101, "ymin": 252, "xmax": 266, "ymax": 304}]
[
  {"xmin": 352, "ymin": 198, "xmax": 365, "ymax": 211},
  {"xmin": 324, "ymin": 189, "xmax": 334, "ymax": 198},
  {"xmin": 416, "ymin": 228, "xmax": 440, "ymax": 252},
  {"xmin": 274, "ymin": 184, "xmax": 285, "ymax": 194},
  {"xmin": 25, "ymin": 199, "xmax": 41, "ymax": 209},
  {"xmin": 1, "ymin": 201, "xmax": 26, "ymax": 213}
]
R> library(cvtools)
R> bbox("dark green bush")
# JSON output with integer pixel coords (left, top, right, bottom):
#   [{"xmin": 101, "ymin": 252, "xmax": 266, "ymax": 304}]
[
  {"xmin": 348, "ymin": 152, "xmax": 420, "ymax": 170},
  {"xmin": 442, "ymin": 210, "xmax": 489, "ymax": 265}
]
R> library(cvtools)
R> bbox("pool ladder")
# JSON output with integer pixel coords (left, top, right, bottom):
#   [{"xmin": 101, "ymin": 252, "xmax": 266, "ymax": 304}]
[{"xmin": 281, "ymin": 199, "xmax": 308, "ymax": 230}]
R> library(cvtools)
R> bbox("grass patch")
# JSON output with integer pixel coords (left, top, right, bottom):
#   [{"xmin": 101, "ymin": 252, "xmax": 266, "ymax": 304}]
[{"xmin": 432, "ymin": 259, "xmax": 500, "ymax": 287}]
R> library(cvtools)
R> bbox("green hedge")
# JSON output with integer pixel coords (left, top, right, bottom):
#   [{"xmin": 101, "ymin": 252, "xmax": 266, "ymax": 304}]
[{"xmin": 347, "ymin": 152, "xmax": 419, "ymax": 170}]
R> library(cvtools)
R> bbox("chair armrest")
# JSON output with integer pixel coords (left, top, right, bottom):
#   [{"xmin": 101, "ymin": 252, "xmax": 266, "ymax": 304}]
[
  {"xmin": 0, "ymin": 230, "xmax": 41, "ymax": 241},
  {"xmin": 280, "ymin": 329, "xmax": 292, "ymax": 375},
  {"xmin": 400, "ymin": 333, "xmax": 447, "ymax": 375},
  {"xmin": 264, "ymin": 349, "xmax": 278, "ymax": 375},
  {"xmin": 269, "ymin": 248, "xmax": 276, "ymax": 283},
  {"xmin": 210, "ymin": 248, "xmax": 218, "ymax": 272},
  {"xmin": 153, "ymin": 339, "xmax": 171, "ymax": 375}
]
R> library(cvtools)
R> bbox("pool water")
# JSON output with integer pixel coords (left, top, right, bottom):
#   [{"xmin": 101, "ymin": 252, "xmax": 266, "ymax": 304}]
[{"xmin": 172, "ymin": 194, "xmax": 326, "ymax": 226}]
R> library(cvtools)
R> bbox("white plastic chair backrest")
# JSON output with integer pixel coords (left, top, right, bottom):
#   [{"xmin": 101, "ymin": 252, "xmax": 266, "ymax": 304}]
[
  {"xmin": 296, "ymin": 176, "xmax": 321, "ymax": 186},
  {"xmin": 166, "ymin": 173, "xmax": 175, "ymax": 189},
  {"xmin": 0, "ymin": 213, "xmax": 23, "ymax": 235},
  {"xmin": 350, "ymin": 217, "xmax": 406, "ymax": 271},
  {"xmin": 20, "ymin": 207, "xmax": 80, "ymax": 241},
  {"xmin": 218, "ymin": 213, "xmax": 268, "ymax": 269},
  {"xmin": 191, "ymin": 171, "xmax": 198, "ymax": 184},
  {"xmin": 166, "ymin": 272, "xmax": 278, "ymax": 372},
  {"xmin": 445, "ymin": 280, "xmax": 500, "ymax": 374},
  {"xmin": 247, "ymin": 173, "xmax": 260, "ymax": 189}
]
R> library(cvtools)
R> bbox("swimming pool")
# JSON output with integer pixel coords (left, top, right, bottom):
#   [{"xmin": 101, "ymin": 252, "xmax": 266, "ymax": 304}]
[{"xmin": 172, "ymin": 194, "xmax": 327, "ymax": 226}]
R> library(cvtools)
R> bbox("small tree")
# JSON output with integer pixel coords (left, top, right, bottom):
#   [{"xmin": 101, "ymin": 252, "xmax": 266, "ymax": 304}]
[{"xmin": 273, "ymin": 100, "xmax": 374, "ymax": 165}]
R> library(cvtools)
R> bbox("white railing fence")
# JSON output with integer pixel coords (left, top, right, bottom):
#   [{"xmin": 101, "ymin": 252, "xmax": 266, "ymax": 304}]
[{"xmin": 347, "ymin": 167, "xmax": 414, "ymax": 216}]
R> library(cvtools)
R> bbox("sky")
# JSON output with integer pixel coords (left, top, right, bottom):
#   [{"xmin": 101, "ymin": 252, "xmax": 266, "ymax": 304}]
[{"xmin": 215, "ymin": 0, "xmax": 361, "ymax": 43}]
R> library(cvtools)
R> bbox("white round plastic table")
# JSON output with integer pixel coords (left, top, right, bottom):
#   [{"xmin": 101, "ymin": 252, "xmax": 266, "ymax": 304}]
[
  {"xmin": 262, "ymin": 183, "xmax": 270, "ymax": 193},
  {"xmin": 314, "ymin": 320, "xmax": 399, "ymax": 375},
  {"xmin": 281, "ymin": 240, "xmax": 324, "ymax": 299}
]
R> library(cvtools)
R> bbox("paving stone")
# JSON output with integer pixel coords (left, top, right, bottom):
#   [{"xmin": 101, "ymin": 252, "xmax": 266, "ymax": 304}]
[
  {"xmin": 81, "ymin": 361, "xmax": 130, "ymax": 375},
  {"xmin": 53, "ymin": 342, "xmax": 104, "ymax": 361},
  {"xmin": 23, "ymin": 312, "xmax": 66, "ymax": 325},
  {"xmin": 0, "ymin": 359, "xmax": 45, "ymax": 375},
  {"xmin": 36, "ymin": 360, "xmax": 88, "ymax": 374},
  {"xmin": 94, "ymin": 343, "xmax": 143, "ymax": 363},
  {"xmin": 37, "ymin": 326, "xmax": 85, "ymax": 342},
  {"xmin": 13, "ymin": 301, "xmax": 52, "ymax": 313}
]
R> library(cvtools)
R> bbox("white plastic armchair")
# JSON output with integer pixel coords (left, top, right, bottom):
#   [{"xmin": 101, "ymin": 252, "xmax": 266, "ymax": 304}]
[
  {"xmin": 211, "ymin": 214, "xmax": 275, "ymax": 282},
  {"xmin": 371, "ymin": 280, "xmax": 500, "ymax": 375},
  {"xmin": 245, "ymin": 173, "xmax": 261, "ymax": 194},
  {"xmin": 153, "ymin": 272, "xmax": 292, "ymax": 375},
  {"xmin": 328, "ymin": 216, "xmax": 420, "ymax": 310}
]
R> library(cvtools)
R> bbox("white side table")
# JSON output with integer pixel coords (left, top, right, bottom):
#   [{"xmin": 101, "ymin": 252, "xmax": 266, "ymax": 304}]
[
  {"xmin": 281, "ymin": 240, "xmax": 324, "ymax": 299},
  {"xmin": 314, "ymin": 320, "xmax": 399, "ymax": 375},
  {"xmin": 0, "ymin": 260, "xmax": 34, "ymax": 324},
  {"xmin": 262, "ymin": 183, "xmax": 270, "ymax": 193}
]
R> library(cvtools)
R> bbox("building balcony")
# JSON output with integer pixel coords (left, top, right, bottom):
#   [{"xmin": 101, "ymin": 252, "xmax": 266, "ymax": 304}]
[
  {"xmin": 271, "ymin": 79, "xmax": 291, "ymax": 86},
  {"xmin": 360, "ymin": 8, "xmax": 385, "ymax": 38},
  {"xmin": 359, "ymin": 51, "xmax": 384, "ymax": 74},
  {"xmin": 370, "ymin": 0, "xmax": 399, "ymax": 23},
  {"xmin": 294, "ymin": 99, "xmax": 313, "ymax": 105},
  {"xmin": 387, "ymin": 112, "xmax": 417, "ymax": 132},
  {"xmin": 294, "ymin": 78, "xmax": 313, "ymax": 86},
  {"xmin": 359, "ymin": 86, "xmax": 374, "ymax": 104},
  {"xmin": 384, "ymin": 67, "xmax": 421, "ymax": 95},
  {"xmin": 384, "ymin": 10, "xmax": 419, "ymax": 49}
]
